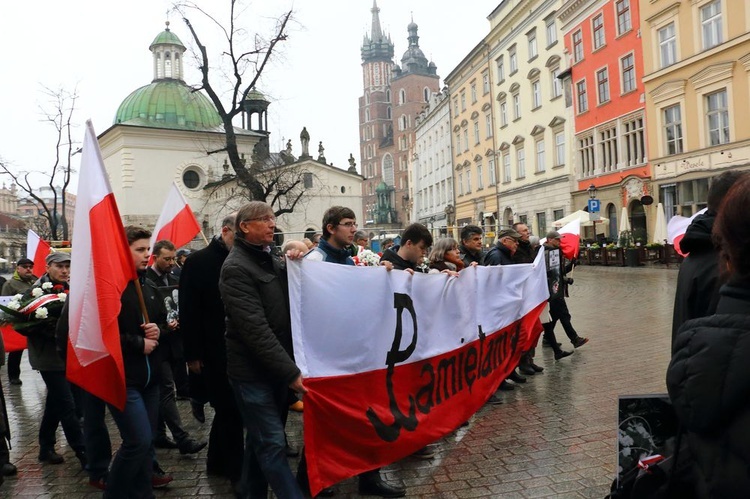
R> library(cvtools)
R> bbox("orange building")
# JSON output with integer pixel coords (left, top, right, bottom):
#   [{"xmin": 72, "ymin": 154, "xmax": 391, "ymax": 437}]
[{"xmin": 559, "ymin": 0, "xmax": 652, "ymax": 243}]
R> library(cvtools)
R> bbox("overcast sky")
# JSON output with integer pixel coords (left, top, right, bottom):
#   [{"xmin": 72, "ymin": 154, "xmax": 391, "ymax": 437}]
[{"xmin": 1, "ymin": 0, "xmax": 499, "ymax": 190}]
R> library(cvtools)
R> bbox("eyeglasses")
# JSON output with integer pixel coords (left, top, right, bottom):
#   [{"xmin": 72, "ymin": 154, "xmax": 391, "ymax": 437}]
[
  {"xmin": 338, "ymin": 222, "xmax": 358, "ymax": 228},
  {"xmin": 244, "ymin": 215, "xmax": 276, "ymax": 224}
]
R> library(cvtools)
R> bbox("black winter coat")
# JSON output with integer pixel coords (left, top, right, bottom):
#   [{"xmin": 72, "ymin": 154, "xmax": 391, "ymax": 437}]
[
  {"xmin": 459, "ymin": 244, "xmax": 484, "ymax": 267},
  {"xmin": 119, "ymin": 278, "xmax": 165, "ymax": 389},
  {"xmin": 145, "ymin": 267, "xmax": 182, "ymax": 359},
  {"xmin": 672, "ymin": 213, "xmax": 721, "ymax": 346},
  {"xmin": 180, "ymin": 237, "xmax": 230, "ymax": 368},
  {"xmin": 380, "ymin": 246, "xmax": 426, "ymax": 272},
  {"xmin": 484, "ymin": 243, "xmax": 515, "ymax": 266},
  {"xmin": 667, "ymin": 280, "xmax": 750, "ymax": 498},
  {"xmin": 511, "ymin": 240, "xmax": 536, "ymax": 264},
  {"xmin": 220, "ymin": 238, "xmax": 300, "ymax": 386}
]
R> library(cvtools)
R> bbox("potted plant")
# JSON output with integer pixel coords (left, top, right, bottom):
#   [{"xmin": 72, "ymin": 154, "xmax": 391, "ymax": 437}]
[
  {"xmin": 589, "ymin": 242, "xmax": 603, "ymax": 264},
  {"xmin": 644, "ymin": 242, "xmax": 665, "ymax": 262},
  {"xmin": 604, "ymin": 242, "xmax": 624, "ymax": 266},
  {"xmin": 620, "ymin": 230, "xmax": 640, "ymax": 267}
]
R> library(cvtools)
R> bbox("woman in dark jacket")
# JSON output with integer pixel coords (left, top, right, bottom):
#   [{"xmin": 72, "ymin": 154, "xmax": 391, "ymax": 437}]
[{"xmin": 667, "ymin": 175, "xmax": 750, "ymax": 498}]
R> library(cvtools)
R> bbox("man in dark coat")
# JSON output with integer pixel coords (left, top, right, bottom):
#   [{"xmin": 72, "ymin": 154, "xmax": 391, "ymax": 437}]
[
  {"xmin": 146, "ymin": 240, "xmax": 205, "ymax": 455},
  {"xmin": 484, "ymin": 229, "xmax": 521, "ymax": 266},
  {"xmin": 379, "ymin": 223, "xmax": 432, "ymax": 275},
  {"xmin": 510, "ymin": 223, "xmax": 544, "ymax": 374},
  {"xmin": 180, "ymin": 214, "xmax": 243, "ymax": 483},
  {"xmin": 458, "ymin": 225, "xmax": 485, "ymax": 267},
  {"xmin": 220, "ymin": 202, "xmax": 306, "ymax": 499},
  {"xmin": 671, "ymin": 170, "xmax": 747, "ymax": 346},
  {"xmin": 2, "ymin": 257, "xmax": 37, "ymax": 386}
]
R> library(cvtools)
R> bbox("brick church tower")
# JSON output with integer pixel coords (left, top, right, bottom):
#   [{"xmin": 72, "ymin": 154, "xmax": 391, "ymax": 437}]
[{"xmin": 359, "ymin": 1, "xmax": 439, "ymax": 229}]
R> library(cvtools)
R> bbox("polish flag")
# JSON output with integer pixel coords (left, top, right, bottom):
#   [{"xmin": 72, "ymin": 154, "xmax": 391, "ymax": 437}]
[
  {"xmin": 667, "ymin": 208, "xmax": 707, "ymax": 256},
  {"xmin": 288, "ymin": 250, "xmax": 549, "ymax": 496},
  {"xmin": 26, "ymin": 230, "xmax": 51, "ymax": 279},
  {"xmin": 67, "ymin": 120, "xmax": 136, "ymax": 411},
  {"xmin": 150, "ymin": 182, "xmax": 200, "ymax": 253},
  {"xmin": 558, "ymin": 218, "xmax": 581, "ymax": 260}
]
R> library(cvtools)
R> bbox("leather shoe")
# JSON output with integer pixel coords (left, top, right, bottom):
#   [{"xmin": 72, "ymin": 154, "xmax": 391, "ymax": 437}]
[
  {"xmin": 178, "ymin": 438, "xmax": 207, "ymax": 455},
  {"xmin": 358, "ymin": 476, "xmax": 406, "ymax": 498},
  {"xmin": 297, "ymin": 474, "xmax": 335, "ymax": 497},
  {"xmin": 412, "ymin": 445, "xmax": 435, "ymax": 460},
  {"xmin": 38, "ymin": 449, "xmax": 64, "ymax": 464},
  {"xmin": 555, "ymin": 350, "xmax": 573, "ymax": 360},
  {"xmin": 498, "ymin": 380, "xmax": 515, "ymax": 391},
  {"xmin": 154, "ymin": 436, "xmax": 178, "ymax": 449},
  {"xmin": 572, "ymin": 337, "xmax": 589, "ymax": 348},
  {"xmin": 508, "ymin": 371, "xmax": 527, "ymax": 384},
  {"xmin": 518, "ymin": 364, "xmax": 536, "ymax": 376},
  {"xmin": 1, "ymin": 463, "xmax": 17, "ymax": 476},
  {"xmin": 191, "ymin": 401, "xmax": 205, "ymax": 424},
  {"xmin": 531, "ymin": 362, "xmax": 544, "ymax": 373},
  {"xmin": 487, "ymin": 394, "xmax": 504, "ymax": 405},
  {"xmin": 8, "ymin": 378, "xmax": 21, "ymax": 386}
]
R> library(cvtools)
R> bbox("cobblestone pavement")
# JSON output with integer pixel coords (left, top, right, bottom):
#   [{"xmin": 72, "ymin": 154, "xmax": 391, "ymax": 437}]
[{"xmin": 1, "ymin": 265, "xmax": 678, "ymax": 498}]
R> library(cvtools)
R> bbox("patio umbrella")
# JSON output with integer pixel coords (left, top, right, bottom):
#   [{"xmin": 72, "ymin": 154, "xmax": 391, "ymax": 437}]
[
  {"xmin": 618, "ymin": 207, "xmax": 630, "ymax": 235},
  {"xmin": 652, "ymin": 203, "xmax": 668, "ymax": 244},
  {"xmin": 553, "ymin": 210, "xmax": 608, "ymax": 228}
]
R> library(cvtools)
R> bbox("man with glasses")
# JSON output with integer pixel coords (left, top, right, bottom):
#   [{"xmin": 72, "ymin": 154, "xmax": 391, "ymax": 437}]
[
  {"xmin": 146, "ymin": 240, "xmax": 206, "ymax": 456},
  {"xmin": 220, "ymin": 201, "xmax": 306, "ymax": 499},
  {"xmin": 2, "ymin": 257, "xmax": 38, "ymax": 386},
  {"xmin": 301, "ymin": 206, "xmax": 405, "ymax": 498}
]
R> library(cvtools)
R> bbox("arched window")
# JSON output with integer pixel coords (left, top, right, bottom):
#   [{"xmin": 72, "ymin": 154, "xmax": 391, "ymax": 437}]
[
  {"xmin": 399, "ymin": 89, "xmax": 406, "ymax": 105},
  {"xmin": 164, "ymin": 51, "xmax": 172, "ymax": 78},
  {"xmin": 386, "ymin": 106, "xmax": 392, "ymax": 119},
  {"xmin": 386, "ymin": 89, "xmax": 391, "ymax": 102},
  {"xmin": 365, "ymin": 92, "xmax": 370, "ymax": 105},
  {"xmin": 424, "ymin": 87, "xmax": 430, "ymax": 102},
  {"xmin": 174, "ymin": 54, "xmax": 180, "ymax": 77},
  {"xmin": 365, "ymin": 109, "xmax": 370, "ymax": 121},
  {"xmin": 156, "ymin": 53, "xmax": 163, "ymax": 79},
  {"xmin": 383, "ymin": 154, "xmax": 395, "ymax": 186},
  {"xmin": 400, "ymin": 115, "xmax": 407, "ymax": 130},
  {"xmin": 607, "ymin": 203, "xmax": 618, "ymax": 239}
]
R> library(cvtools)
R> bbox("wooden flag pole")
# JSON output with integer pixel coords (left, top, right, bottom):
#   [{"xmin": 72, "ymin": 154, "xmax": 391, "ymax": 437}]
[
  {"xmin": 199, "ymin": 230, "xmax": 210, "ymax": 246},
  {"xmin": 133, "ymin": 278, "xmax": 150, "ymax": 324}
]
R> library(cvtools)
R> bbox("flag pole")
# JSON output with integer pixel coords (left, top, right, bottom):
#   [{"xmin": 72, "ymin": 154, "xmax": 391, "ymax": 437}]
[
  {"xmin": 133, "ymin": 279, "xmax": 151, "ymax": 323},
  {"xmin": 199, "ymin": 230, "xmax": 210, "ymax": 246}
]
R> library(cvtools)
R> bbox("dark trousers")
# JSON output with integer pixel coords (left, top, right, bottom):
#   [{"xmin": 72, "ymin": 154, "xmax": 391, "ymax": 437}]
[
  {"xmin": 38, "ymin": 370, "xmax": 84, "ymax": 454},
  {"xmin": 7, "ymin": 351, "xmax": 22, "ymax": 381},
  {"xmin": 81, "ymin": 391, "xmax": 112, "ymax": 481},
  {"xmin": 206, "ymin": 364, "xmax": 243, "ymax": 482},
  {"xmin": 549, "ymin": 298, "xmax": 579, "ymax": 343},
  {"xmin": 106, "ymin": 383, "xmax": 159, "ymax": 499},
  {"xmin": 157, "ymin": 359, "xmax": 189, "ymax": 444},
  {"xmin": 230, "ymin": 378, "xmax": 303, "ymax": 499},
  {"xmin": 173, "ymin": 356, "xmax": 190, "ymax": 398},
  {"xmin": 190, "ymin": 370, "xmax": 210, "ymax": 405}
]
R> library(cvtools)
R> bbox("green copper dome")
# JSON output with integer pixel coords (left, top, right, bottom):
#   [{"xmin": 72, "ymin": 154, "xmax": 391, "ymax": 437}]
[
  {"xmin": 114, "ymin": 80, "xmax": 223, "ymax": 131},
  {"xmin": 149, "ymin": 26, "xmax": 185, "ymax": 50}
]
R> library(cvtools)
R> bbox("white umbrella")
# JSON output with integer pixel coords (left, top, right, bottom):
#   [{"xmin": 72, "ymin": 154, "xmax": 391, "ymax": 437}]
[
  {"xmin": 553, "ymin": 210, "xmax": 609, "ymax": 228},
  {"xmin": 652, "ymin": 203, "xmax": 668, "ymax": 244},
  {"xmin": 619, "ymin": 206, "xmax": 630, "ymax": 235}
]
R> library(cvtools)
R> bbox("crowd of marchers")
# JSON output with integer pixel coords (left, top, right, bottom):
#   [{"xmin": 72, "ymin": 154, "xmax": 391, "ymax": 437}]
[{"xmin": 0, "ymin": 168, "xmax": 747, "ymax": 499}]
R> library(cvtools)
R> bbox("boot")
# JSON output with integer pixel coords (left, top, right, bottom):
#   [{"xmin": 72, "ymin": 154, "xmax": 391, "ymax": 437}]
[
  {"xmin": 518, "ymin": 353, "xmax": 536, "ymax": 376},
  {"xmin": 358, "ymin": 471, "xmax": 405, "ymax": 498}
]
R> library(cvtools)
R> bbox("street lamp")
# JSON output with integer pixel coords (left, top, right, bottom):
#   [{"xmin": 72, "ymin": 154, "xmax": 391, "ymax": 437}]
[{"xmin": 587, "ymin": 183, "xmax": 597, "ymax": 199}]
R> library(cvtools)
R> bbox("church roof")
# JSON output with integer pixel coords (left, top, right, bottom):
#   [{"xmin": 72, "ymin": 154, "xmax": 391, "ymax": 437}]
[
  {"xmin": 114, "ymin": 80, "xmax": 223, "ymax": 131},
  {"xmin": 149, "ymin": 24, "xmax": 185, "ymax": 50}
]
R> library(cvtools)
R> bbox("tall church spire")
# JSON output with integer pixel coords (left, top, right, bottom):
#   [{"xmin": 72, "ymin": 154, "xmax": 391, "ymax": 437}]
[{"xmin": 361, "ymin": 0, "xmax": 394, "ymax": 63}]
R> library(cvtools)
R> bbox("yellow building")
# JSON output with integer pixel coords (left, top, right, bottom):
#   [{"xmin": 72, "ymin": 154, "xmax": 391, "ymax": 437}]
[
  {"xmin": 641, "ymin": 0, "xmax": 750, "ymax": 219},
  {"xmin": 444, "ymin": 40, "xmax": 499, "ymax": 246},
  {"xmin": 489, "ymin": 0, "xmax": 575, "ymax": 238}
]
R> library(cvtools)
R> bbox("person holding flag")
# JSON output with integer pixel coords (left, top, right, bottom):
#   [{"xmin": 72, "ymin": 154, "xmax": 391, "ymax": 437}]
[{"xmin": 2, "ymin": 257, "xmax": 37, "ymax": 386}]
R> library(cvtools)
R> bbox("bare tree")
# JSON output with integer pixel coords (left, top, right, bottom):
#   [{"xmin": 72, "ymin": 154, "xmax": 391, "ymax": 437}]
[
  {"xmin": 175, "ymin": 0, "xmax": 294, "ymax": 207},
  {"xmin": 0, "ymin": 85, "xmax": 77, "ymax": 240}
]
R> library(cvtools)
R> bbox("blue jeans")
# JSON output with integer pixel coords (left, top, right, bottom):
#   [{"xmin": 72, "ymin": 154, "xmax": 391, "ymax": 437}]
[
  {"xmin": 106, "ymin": 383, "xmax": 159, "ymax": 499},
  {"xmin": 81, "ymin": 391, "xmax": 112, "ymax": 481},
  {"xmin": 230, "ymin": 378, "xmax": 303, "ymax": 499}
]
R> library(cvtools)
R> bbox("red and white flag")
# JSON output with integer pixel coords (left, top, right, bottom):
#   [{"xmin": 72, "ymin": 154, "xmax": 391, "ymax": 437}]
[
  {"xmin": 150, "ymin": 182, "xmax": 200, "ymax": 252},
  {"xmin": 558, "ymin": 218, "xmax": 581, "ymax": 260},
  {"xmin": 667, "ymin": 208, "xmax": 707, "ymax": 256},
  {"xmin": 26, "ymin": 229, "xmax": 51, "ymax": 279},
  {"xmin": 288, "ymin": 251, "xmax": 549, "ymax": 496},
  {"xmin": 67, "ymin": 120, "xmax": 136, "ymax": 411}
]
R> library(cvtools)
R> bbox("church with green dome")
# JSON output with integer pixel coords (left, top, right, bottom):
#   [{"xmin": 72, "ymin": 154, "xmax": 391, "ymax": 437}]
[{"xmin": 98, "ymin": 22, "xmax": 362, "ymax": 241}]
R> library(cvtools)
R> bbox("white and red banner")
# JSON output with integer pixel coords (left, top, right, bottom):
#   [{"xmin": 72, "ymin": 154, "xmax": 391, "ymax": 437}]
[
  {"xmin": 150, "ymin": 182, "xmax": 201, "ymax": 253},
  {"xmin": 27, "ymin": 229, "xmax": 51, "ymax": 279},
  {"xmin": 558, "ymin": 219, "xmax": 581, "ymax": 260},
  {"xmin": 667, "ymin": 208, "xmax": 707, "ymax": 256},
  {"xmin": 67, "ymin": 120, "xmax": 136, "ymax": 411},
  {"xmin": 288, "ymin": 250, "xmax": 549, "ymax": 495}
]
